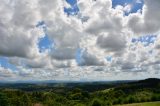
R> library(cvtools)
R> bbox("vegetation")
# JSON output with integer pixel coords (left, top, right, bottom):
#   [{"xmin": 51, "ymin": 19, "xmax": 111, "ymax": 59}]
[
  {"xmin": 0, "ymin": 78, "xmax": 159, "ymax": 106},
  {"xmin": 115, "ymin": 101, "xmax": 160, "ymax": 106}
]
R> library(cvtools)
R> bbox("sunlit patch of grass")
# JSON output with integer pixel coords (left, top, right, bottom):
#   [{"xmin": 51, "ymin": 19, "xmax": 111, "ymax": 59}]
[{"xmin": 115, "ymin": 101, "xmax": 160, "ymax": 106}]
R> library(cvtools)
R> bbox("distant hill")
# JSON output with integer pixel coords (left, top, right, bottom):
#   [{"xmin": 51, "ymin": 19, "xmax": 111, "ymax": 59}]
[
  {"xmin": 0, "ymin": 78, "xmax": 159, "ymax": 92},
  {"xmin": 114, "ymin": 78, "xmax": 160, "ymax": 93},
  {"xmin": 137, "ymin": 78, "xmax": 160, "ymax": 83}
]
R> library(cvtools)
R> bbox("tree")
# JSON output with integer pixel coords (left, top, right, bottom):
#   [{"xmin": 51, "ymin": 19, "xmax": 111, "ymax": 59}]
[
  {"xmin": 21, "ymin": 94, "xmax": 32, "ymax": 106},
  {"xmin": 128, "ymin": 96, "xmax": 136, "ymax": 103},
  {"xmin": 92, "ymin": 99, "xmax": 102, "ymax": 106},
  {"xmin": 0, "ymin": 93, "xmax": 10, "ymax": 106}
]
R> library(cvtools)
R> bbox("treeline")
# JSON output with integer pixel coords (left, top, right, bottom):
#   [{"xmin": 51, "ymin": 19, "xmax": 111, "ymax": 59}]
[
  {"xmin": 0, "ymin": 88, "xmax": 160, "ymax": 106},
  {"xmin": 0, "ymin": 78, "xmax": 159, "ymax": 106}
]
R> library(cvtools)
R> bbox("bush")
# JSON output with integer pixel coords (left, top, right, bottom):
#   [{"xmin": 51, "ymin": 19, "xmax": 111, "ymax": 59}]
[
  {"xmin": 105, "ymin": 101, "xmax": 112, "ymax": 106},
  {"xmin": 128, "ymin": 96, "xmax": 136, "ymax": 103},
  {"xmin": 92, "ymin": 99, "xmax": 102, "ymax": 106},
  {"xmin": 0, "ymin": 93, "xmax": 10, "ymax": 106},
  {"xmin": 151, "ymin": 94, "xmax": 160, "ymax": 101}
]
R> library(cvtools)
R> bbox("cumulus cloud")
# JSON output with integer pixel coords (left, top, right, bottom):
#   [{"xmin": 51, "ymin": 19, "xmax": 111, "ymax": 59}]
[
  {"xmin": 79, "ymin": 49, "xmax": 106, "ymax": 66},
  {"xmin": 127, "ymin": 0, "xmax": 160, "ymax": 35},
  {"xmin": 97, "ymin": 33, "xmax": 126, "ymax": 53},
  {"xmin": 51, "ymin": 47, "xmax": 76, "ymax": 60},
  {"xmin": 0, "ymin": 0, "xmax": 44, "ymax": 58},
  {"xmin": 0, "ymin": 0, "xmax": 160, "ymax": 81},
  {"xmin": 0, "ymin": 67, "xmax": 14, "ymax": 78}
]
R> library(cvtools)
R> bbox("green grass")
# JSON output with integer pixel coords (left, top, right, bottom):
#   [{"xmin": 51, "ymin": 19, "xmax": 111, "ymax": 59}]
[{"xmin": 115, "ymin": 101, "xmax": 160, "ymax": 106}]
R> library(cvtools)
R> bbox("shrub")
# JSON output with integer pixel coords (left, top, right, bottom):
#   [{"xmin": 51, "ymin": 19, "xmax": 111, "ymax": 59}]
[{"xmin": 92, "ymin": 99, "xmax": 102, "ymax": 106}]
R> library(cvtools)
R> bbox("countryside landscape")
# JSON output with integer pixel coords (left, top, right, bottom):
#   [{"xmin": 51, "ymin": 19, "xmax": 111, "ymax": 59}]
[
  {"xmin": 0, "ymin": 0, "xmax": 160, "ymax": 106},
  {"xmin": 0, "ymin": 78, "xmax": 160, "ymax": 106}
]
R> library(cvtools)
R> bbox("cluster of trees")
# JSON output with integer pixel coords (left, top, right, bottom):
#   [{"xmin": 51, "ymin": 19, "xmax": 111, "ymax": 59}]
[
  {"xmin": 0, "ymin": 87, "xmax": 160, "ymax": 106},
  {"xmin": 0, "ymin": 78, "xmax": 160, "ymax": 106},
  {"xmin": 90, "ymin": 88, "xmax": 160, "ymax": 106}
]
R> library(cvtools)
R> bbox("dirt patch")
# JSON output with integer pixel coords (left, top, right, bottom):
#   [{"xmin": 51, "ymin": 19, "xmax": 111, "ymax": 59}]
[{"xmin": 34, "ymin": 103, "xmax": 43, "ymax": 106}]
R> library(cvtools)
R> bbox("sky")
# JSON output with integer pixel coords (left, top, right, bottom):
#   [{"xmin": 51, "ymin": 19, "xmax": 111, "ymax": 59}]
[{"xmin": 0, "ymin": 0, "xmax": 160, "ymax": 81}]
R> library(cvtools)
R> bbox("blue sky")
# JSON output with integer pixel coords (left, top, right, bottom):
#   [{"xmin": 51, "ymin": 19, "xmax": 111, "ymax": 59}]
[
  {"xmin": 132, "ymin": 35, "xmax": 157, "ymax": 46},
  {"xmin": 0, "ymin": 0, "xmax": 160, "ymax": 81},
  {"xmin": 112, "ymin": 0, "xmax": 144, "ymax": 15},
  {"xmin": 64, "ymin": 0, "xmax": 144, "ymax": 16},
  {"xmin": 64, "ymin": 0, "xmax": 79, "ymax": 15},
  {"xmin": 0, "ymin": 57, "xmax": 17, "ymax": 71}
]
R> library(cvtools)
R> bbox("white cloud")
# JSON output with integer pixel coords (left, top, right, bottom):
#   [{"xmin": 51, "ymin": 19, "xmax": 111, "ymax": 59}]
[
  {"xmin": 136, "ymin": 0, "xmax": 142, "ymax": 4},
  {"xmin": 0, "ymin": 0, "xmax": 160, "ymax": 81},
  {"xmin": 0, "ymin": 0, "xmax": 44, "ymax": 58},
  {"xmin": 123, "ymin": 4, "xmax": 132, "ymax": 13},
  {"xmin": 79, "ymin": 49, "xmax": 106, "ymax": 66},
  {"xmin": 127, "ymin": 0, "xmax": 160, "ymax": 35},
  {"xmin": 97, "ymin": 33, "xmax": 127, "ymax": 53}
]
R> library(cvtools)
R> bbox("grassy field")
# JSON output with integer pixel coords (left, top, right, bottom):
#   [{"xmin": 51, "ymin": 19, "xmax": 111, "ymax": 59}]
[{"xmin": 115, "ymin": 101, "xmax": 160, "ymax": 106}]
